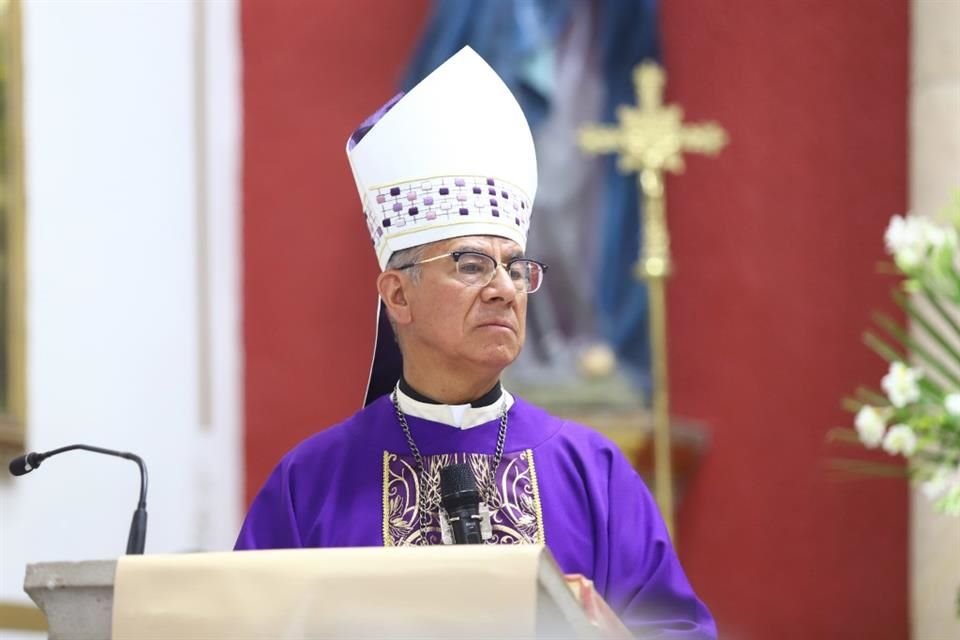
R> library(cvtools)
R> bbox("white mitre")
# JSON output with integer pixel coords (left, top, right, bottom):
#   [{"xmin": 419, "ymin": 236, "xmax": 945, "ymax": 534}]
[{"xmin": 346, "ymin": 46, "xmax": 538, "ymax": 270}]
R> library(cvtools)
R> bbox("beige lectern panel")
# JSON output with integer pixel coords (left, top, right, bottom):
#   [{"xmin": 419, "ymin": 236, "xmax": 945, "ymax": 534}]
[{"xmin": 112, "ymin": 546, "xmax": 542, "ymax": 639}]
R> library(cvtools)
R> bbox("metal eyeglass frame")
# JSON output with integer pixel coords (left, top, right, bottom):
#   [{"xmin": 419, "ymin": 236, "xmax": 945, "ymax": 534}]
[{"xmin": 396, "ymin": 250, "xmax": 549, "ymax": 293}]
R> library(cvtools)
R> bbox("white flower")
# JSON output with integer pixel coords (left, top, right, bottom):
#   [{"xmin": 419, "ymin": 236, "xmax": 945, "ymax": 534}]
[
  {"xmin": 927, "ymin": 465, "xmax": 960, "ymax": 515},
  {"xmin": 854, "ymin": 406, "xmax": 887, "ymax": 448},
  {"xmin": 884, "ymin": 215, "xmax": 954, "ymax": 271},
  {"xmin": 881, "ymin": 362, "xmax": 922, "ymax": 407},
  {"xmin": 921, "ymin": 466, "xmax": 953, "ymax": 500},
  {"xmin": 927, "ymin": 226, "xmax": 945, "ymax": 247},
  {"xmin": 945, "ymin": 393, "xmax": 960, "ymax": 416},
  {"xmin": 881, "ymin": 424, "xmax": 917, "ymax": 457},
  {"xmin": 929, "ymin": 221, "xmax": 959, "ymax": 250},
  {"xmin": 885, "ymin": 215, "xmax": 929, "ymax": 269},
  {"xmin": 939, "ymin": 484, "xmax": 960, "ymax": 516}
]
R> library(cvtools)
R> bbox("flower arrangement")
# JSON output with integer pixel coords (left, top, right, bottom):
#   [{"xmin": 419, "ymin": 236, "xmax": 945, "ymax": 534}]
[{"xmin": 839, "ymin": 193, "xmax": 960, "ymax": 517}]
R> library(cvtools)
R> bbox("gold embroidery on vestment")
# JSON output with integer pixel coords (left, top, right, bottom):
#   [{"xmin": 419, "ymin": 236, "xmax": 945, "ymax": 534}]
[{"xmin": 381, "ymin": 449, "xmax": 543, "ymax": 546}]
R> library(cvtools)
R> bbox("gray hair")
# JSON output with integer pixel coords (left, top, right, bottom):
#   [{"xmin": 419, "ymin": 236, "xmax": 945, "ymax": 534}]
[
  {"xmin": 382, "ymin": 244, "xmax": 433, "ymax": 344},
  {"xmin": 384, "ymin": 244, "xmax": 431, "ymax": 283}
]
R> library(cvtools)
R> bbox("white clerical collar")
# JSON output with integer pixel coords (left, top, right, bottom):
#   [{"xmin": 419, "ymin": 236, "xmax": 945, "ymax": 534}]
[{"xmin": 394, "ymin": 383, "xmax": 514, "ymax": 430}]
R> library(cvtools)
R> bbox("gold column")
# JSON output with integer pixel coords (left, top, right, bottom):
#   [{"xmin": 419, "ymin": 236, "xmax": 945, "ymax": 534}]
[{"xmin": 0, "ymin": 0, "xmax": 26, "ymax": 451}]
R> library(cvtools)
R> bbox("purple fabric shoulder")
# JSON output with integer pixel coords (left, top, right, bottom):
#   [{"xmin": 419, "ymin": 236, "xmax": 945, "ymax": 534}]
[
  {"xmin": 507, "ymin": 400, "xmax": 717, "ymax": 638},
  {"xmin": 234, "ymin": 395, "xmax": 716, "ymax": 638},
  {"xmin": 235, "ymin": 400, "xmax": 398, "ymax": 551}
]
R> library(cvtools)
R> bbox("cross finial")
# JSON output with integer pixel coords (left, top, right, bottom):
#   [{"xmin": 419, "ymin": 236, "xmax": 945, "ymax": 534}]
[
  {"xmin": 579, "ymin": 61, "xmax": 728, "ymax": 178},
  {"xmin": 637, "ymin": 63, "xmax": 665, "ymax": 113}
]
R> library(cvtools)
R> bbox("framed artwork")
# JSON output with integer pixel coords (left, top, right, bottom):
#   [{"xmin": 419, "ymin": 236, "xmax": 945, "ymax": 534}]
[{"xmin": 0, "ymin": 0, "xmax": 25, "ymax": 451}]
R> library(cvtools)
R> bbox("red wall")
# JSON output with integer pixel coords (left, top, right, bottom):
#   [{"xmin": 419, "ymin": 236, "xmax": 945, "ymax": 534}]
[
  {"xmin": 242, "ymin": 1, "xmax": 909, "ymax": 638},
  {"xmin": 241, "ymin": 0, "xmax": 431, "ymax": 496},
  {"xmin": 662, "ymin": 1, "xmax": 909, "ymax": 638}
]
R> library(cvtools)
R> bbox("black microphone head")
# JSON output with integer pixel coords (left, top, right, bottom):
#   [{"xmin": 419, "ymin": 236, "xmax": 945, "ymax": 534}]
[
  {"xmin": 8, "ymin": 452, "xmax": 42, "ymax": 477},
  {"xmin": 440, "ymin": 463, "xmax": 480, "ymax": 511}
]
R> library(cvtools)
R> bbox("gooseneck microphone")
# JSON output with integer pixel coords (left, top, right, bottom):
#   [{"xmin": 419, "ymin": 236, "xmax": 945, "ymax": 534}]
[
  {"xmin": 440, "ymin": 463, "xmax": 483, "ymax": 544},
  {"xmin": 9, "ymin": 444, "xmax": 148, "ymax": 554}
]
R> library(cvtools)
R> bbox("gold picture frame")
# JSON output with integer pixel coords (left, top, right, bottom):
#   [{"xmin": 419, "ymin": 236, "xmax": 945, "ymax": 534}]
[{"xmin": 0, "ymin": 0, "xmax": 25, "ymax": 451}]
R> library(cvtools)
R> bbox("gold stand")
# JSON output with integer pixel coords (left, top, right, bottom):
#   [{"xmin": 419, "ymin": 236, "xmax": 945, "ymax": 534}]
[{"xmin": 579, "ymin": 63, "xmax": 727, "ymax": 537}]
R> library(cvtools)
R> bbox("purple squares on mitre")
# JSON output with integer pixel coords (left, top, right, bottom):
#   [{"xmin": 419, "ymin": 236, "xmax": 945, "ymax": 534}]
[
  {"xmin": 367, "ymin": 176, "xmax": 530, "ymax": 246},
  {"xmin": 370, "ymin": 175, "xmax": 530, "ymax": 234}
]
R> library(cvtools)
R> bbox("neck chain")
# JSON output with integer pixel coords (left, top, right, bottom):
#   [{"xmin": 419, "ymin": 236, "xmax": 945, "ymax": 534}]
[{"xmin": 390, "ymin": 389, "xmax": 509, "ymax": 543}]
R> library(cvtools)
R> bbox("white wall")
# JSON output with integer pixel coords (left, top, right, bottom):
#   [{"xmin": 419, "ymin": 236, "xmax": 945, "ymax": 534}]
[
  {"xmin": 0, "ymin": 1, "xmax": 241, "ymax": 635},
  {"xmin": 910, "ymin": 1, "xmax": 960, "ymax": 638}
]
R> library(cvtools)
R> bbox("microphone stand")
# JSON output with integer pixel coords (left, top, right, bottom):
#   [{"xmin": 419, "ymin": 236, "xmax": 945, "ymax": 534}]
[{"xmin": 9, "ymin": 444, "xmax": 148, "ymax": 554}]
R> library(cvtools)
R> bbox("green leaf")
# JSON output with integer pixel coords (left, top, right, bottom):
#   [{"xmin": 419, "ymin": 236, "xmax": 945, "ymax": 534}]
[
  {"xmin": 917, "ymin": 377, "xmax": 946, "ymax": 400},
  {"xmin": 825, "ymin": 458, "xmax": 907, "ymax": 478},
  {"xmin": 872, "ymin": 312, "xmax": 960, "ymax": 388},
  {"xmin": 826, "ymin": 428, "xmax": 862, "ymax": 444},
  {"xmin": 875, "ymin": 261, "xmax": 902, "ymax": 276},
  {"xmin": 892, "ymin": 289, "xmax": 960, "ymax": 371},
  {"xmin": 863, "ymin": 331, "xmax": 905, "ymax": 364},
  {"xmin": 842, "ymin": 397, "xmax": 863, "ymax": 413},
  {"xmin": 855, "ymin": 387, "xmax": 889, "ymax": 406},
  {"xmin": 920, "ymin": 287, "xmax": 960, "ymax": 349}
]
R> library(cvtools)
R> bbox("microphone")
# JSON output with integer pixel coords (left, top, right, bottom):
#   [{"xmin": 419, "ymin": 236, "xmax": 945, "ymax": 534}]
[
  {"xmin": 440, "ymin": 463, "xmax": 483, "ymax": 544},
  {"xmin": 9, "ymin": 444, "xmax": 148, "ymax": 554}
]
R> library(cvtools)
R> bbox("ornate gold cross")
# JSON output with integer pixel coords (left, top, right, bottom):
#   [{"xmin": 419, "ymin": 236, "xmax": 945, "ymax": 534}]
[{"xmin": 579, "ymin": 62, "xmax": 727, "ymax": 536}]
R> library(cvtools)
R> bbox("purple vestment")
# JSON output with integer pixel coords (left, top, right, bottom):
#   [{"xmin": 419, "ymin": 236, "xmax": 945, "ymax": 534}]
[{"xmin": 236, "ymin": 395, "xmax": 716, "ymax": 638}]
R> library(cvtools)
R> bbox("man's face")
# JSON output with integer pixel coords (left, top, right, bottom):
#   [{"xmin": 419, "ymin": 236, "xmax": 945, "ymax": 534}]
[{"xmin": 402, "ymin": 235, "xmax": 528, "ymax": 374}]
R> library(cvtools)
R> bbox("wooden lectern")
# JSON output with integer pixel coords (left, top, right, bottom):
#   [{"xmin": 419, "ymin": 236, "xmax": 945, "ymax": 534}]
[{"xmin": 25, "ymin": 545, "xmax": 630, "ymax": 639}]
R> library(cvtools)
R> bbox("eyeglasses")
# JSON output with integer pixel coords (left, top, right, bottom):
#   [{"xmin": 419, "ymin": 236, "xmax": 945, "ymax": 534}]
[{"xmin": 397, "ymin": 251, "xmax": 548, "ymax": 293}]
